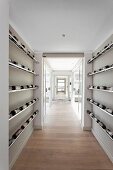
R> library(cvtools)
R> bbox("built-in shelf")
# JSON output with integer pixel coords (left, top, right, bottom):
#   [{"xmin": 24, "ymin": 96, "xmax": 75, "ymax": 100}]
[
  {"xmin": 9, "ymin": 98, "xmax": 39, "ymax": 121},
  {"xmin": 88, "ymin": 87, "xmax": 113, "ymax": 93},
  {"xmin": 9, "ymin": 87, "xmax": 38, "ymax": 93},
  {"xmin": 88, "ymin": 42, "xmax": 113, "ymax": 64},
  {"xmin": 87, "ymin": 98, "xmax": 113, "ymax": 117},
  {"xmin": 9, "ymin": 33, "xmax": 38, "ymax": 63},
  {"xmin": 88, "ymin": 65, "xmax": 113, "ymax": 76},
  {"xmin": 9, "ymin": 110, "xmax": 38, "ymax": 148},
  {"xmin": 9, "ymin": 61, "xmax": 37, "ymax": 76},
  {"xmin": 87, "ymin": 110, "xmax": 113, "ymax": 141}
]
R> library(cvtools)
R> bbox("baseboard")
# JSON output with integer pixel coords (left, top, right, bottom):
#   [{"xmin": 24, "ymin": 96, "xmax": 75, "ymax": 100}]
[
  {"xmin": 34, "ymin": 125, "xmax": 42, "ymax": 130},
  {"xmin": 9, "ymin": 128, "xmax": 33, "ymax": 169},
  {"xmin": 82, "ymin": 126, "xmax": 91, "ymax": 131},
  {"xmin": 92, "ymin": 128, "xmax": 113, "ymax": 163}
]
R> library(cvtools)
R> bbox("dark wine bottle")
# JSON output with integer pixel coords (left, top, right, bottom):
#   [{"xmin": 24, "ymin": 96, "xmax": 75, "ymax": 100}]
[
  {"xmin": 26, "ymin": 102, "xmax": 29, "ymax": 107},
  {"xmin": 99, "ymin": 122, "xmax": 106, "ymax": 129},
  {"xmin": 21, "ymin": 125, "xmax": 25, "ymax": 130},
  {"xmin": 10, "ymin": 108, "xmax": 20, "ymax": 116},
  {"xmin": 21, "ymin": 86, "xmax": 24, "ymax": 89},
  {"xmin": 87, "ymin": 110, "xmax": 91, "ymax": 114},
  {"xmin": 21, "ymin": 65, "xmax": 25, "ymax": 68},
  {"xmin": 26, "ymin": 120, "xmax": 29, "ymax": 124},
  {"xmin": 104, "ymin": 65, "xmax": 110, "ymax": 69},
  {"xmin": 12, "ymin": 61, "xmax": 18, "ymax": 65},
  {"xmin": 19, "ymin": 106, "xmax": 23, "ymax": 111},
  {"xmin": 12, "ymin": 86, "xmax": 16, "ymax": 90}
]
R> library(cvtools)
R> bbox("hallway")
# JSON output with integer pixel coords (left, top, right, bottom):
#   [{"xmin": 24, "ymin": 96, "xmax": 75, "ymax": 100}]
[{"xmin": 12, "ymin": 101, "xmax": 113, "ymax": 170}]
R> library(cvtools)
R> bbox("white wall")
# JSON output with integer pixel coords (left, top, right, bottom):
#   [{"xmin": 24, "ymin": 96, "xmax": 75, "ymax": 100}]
[
  {"xmin": 0, "ymin": 1, "xmax": 9, "ymax": 170},
  {"xmin": 82, "ymin": 52, "xmax": 92, "ymax": 130},
  {"xmin": 34, "ymin": 53, "xmax": 44, "ymax": 129}
]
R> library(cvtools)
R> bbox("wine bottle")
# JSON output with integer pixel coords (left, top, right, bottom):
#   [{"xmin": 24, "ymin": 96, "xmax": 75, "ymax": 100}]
[
  {"xmin": 96, "ymin": 86, "xmax": 100, "ymax": 89},
  {"xmin": 23, "ymin": 105, "xmax": 27, "ymax": 109},
  {"xmin": 106, "ymin": 129, "xmax": 113, "ymax": 138},
  {"xmin": 90, "ymin": 113, "xmax": 94, "ymax": 118},
  {"xmin": 99, "ymin": 104, "xmax": 106, "ymax": 109},
  {"xmin": 23, "ymin": 122, "xmax": 28, "ymax": 128},
  {"xmin": 9, "ymin": 138, "xmax": 15, "ymax": 146},
  {"xmin": 94, "ymin": 117, "xmax": 100, "ymax": 123},
  {"xmin": 21, "ymin": 86, "xmax": 24, "ymax": 89},
  {"xmin": 105, "ymin": 65, "xmax": 110, "ymax": 69},
  {"xmin": 106, "ymin": 108, "xmax": 113, "ymax": 114},
  {"xmin": 87, "ymin": 98, "xmax": 90, "ymax": 101},
  {"xmin": 26, "ymin": 120, "xmax": 29, "ymax": 124},
  {"xmin": 87, "ymin": 110, "xmax": 91, "ymax": 114},
  {"xmin": 19, "ymin": 106, "xmax": 24, "ymax": 111},
  {"xmin": 102, "ymin": 86, "xmax": 107, "ymax": 90},
  {"xmin": 26, "ymin": 102, "xmax": 29, "ymax": 107},
  {"xmin": 13, "ymin": 36, "xmax": 18, "ymax": 41},
  {"xmin": 11, "ymin": 86, "xmax": 16, "ymax": 90},
  {"xmin": 12, "ymin": 129, "xmax": 22, "ymax": 139},
  {"xmin": 21, "ymin": 44, "xmax": 25, "ymax": 48},
  {"xmin": 12, "ymin": 61, "xmax": 18, "ymax": 65},
  {"xmin": 99, "ymin": 122, "xmax": 106, "ymax": 129},
  {"xmin": 90, "ymin": 99, "xmax": 94, "ymax": 103},
  {"xmin": 21, "ymin": 125, "xmax": 25, "ymax": 130},
  {"xmin": 21, "ymin": 64, "xmax": 25, "ymax": 68},
  {"xmin": 10, "ymin": 108, "xmax": 20, "ymax": 116}
]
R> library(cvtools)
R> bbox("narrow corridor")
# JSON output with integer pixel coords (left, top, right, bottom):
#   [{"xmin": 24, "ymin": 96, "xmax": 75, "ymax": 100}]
[{"xmin": 12, "ymin": 101, "xmax": 113, "ymax": 170}]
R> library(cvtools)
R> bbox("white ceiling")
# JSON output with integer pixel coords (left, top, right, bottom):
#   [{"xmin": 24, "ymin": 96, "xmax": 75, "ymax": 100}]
[
  {"xmin": 46, "ymin": 57, "xmax": 80, "ymax": 70},
  {"xmin": 9, "ymin": 0, "xmax": 113, "ymax": 52}
]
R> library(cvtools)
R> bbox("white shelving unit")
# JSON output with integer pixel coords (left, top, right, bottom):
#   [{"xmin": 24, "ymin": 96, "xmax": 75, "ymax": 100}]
[
  {"xmin": 9, "ymin": 87, "xmax": 38, "ymax": 93},
  {"xmin": 9, "ymin": 110, "xmax": 39, "ymax": 148},
  {"xmin": 9, "ymin": 25, "xmax": 39, "ymax": 168},
  {"xmin": 9, "ymin": 98, "xmax": 39, "ymax": 121},
  {"xmin": 9, "ymin": 61, "xmax": 37, "ymax": 75},
  {"xmin": 89, "ymin": 87, "xmax": 113, "ymax": 93},
  {"xmin": 88, "ymin": 65, "xmax": 113, "ymax": 76},
  {"xmin": 9, "ymin": 33, "xmax": 38, "ymax": 62},
  {"xmin": 87, "ymin": 99, "xmax": 113, "ymax": 117},
  {"xmin": 87, "ymin": 111, "xmax": 113, "ymax": 141},
  {"xmin": 87, "ymin": 42, "xmax": 113, "ymax": 63},
  {"xmin": 87, "ymin": 34, "xmax": 113, "ymax": 163}
]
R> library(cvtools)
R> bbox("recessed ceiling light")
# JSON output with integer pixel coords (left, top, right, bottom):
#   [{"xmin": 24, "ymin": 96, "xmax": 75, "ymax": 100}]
[{"xmin": 62, "ymin": 34, "xmax": 66, "ymax": 37}]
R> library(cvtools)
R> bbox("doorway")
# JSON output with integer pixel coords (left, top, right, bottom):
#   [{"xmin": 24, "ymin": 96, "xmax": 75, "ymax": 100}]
[
  {"xmin": 54, "ymin": 76, "xmax": 69, "ymax": 100},
  {"xmin": 57, "ymin": 78, "xmax": 66, "ymax": 93},
  {"xmin": 43, "ymin": 55, "xmax": 83, "ymax": 124}
]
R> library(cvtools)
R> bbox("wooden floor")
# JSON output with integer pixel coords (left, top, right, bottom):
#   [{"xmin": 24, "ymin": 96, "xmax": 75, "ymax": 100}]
[{"xmin": 12, "ymin": 101, "xmax": 113, "ymax": 170}]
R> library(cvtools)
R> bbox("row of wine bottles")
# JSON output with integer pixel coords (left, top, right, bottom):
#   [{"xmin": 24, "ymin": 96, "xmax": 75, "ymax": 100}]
[
  {"xmin": 88, "ymin": 42, "xmax": 113, "ymax": 63},
  {"xmin": 9, "ymin": 30, "xmax": 36, "ymax": 61},
  {"xmin": 87, "ymin": 98, "xmax": 113, "ymax": 115},
  {"xmin": 88, "ymin": 64, "xmax": 113, "ymax": 76},
  {"xmin": 9, "ymin": 98, "xmax": 39, "ymax": 119},
  {"xmin": 89, "ymin": 85, "xmax": 113, "ymax": 91},
  {"xmin": 9, "ymin": 84, "xmax": 38, "ymax": 91},
  {"xmin": 9, "ymin": 59, "xmax": 36, "ymax": 74},
  {"xmin": 9, "ymin": 110, "xmax": 39, "ymax": 146},
  {"xmin": 87, "ymin": 110, "xmax": 113, "ymax": 139}
]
